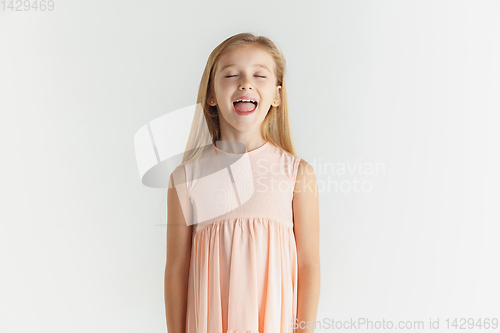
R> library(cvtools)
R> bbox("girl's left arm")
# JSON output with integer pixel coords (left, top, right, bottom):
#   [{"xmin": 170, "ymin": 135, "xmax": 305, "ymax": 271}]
[{"xmin": 293, "ymin": 159, "xmax": 321, "ymax": 333}]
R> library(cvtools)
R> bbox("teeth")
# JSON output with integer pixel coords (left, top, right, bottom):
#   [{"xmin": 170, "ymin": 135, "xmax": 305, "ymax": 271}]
[{"xmin": 234, "ymin": 99, "xmax": 257, "ymax": 104}]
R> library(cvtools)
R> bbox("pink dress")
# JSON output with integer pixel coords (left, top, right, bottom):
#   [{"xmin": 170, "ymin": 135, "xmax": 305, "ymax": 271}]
[{"xmin": 183, "ymin": 141, "xmax": 301, "ymax": 333}]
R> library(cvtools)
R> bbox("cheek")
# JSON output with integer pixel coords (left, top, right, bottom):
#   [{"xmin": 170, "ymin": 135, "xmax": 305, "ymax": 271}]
[
  {"xmin": 215, "ymin": 78, "xmax": 229, "ymax": 90},
  {"xmin": 258, "ymin": 82, "xmax": 276, "ymax": 93},
  {"xmin": 217, "ymin": 82, "xmax": 236, "ymax": 95}
]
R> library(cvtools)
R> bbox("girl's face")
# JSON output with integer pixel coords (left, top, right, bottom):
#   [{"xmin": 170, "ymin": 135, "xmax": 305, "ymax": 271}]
[{"xmin": 209, "ymin": 44, "xmax": 281, "ymax": 138}]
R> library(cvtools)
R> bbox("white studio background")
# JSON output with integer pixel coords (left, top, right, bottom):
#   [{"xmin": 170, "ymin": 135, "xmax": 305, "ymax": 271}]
[{"xmin": 1, "ymin": 1, "xmax": 499, "ymax": 333}]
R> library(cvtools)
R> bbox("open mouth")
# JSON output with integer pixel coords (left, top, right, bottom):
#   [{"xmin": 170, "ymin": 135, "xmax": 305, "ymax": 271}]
[{"xmin": 233, "ymin": 100, "xmax": 258, "ymax": 113}]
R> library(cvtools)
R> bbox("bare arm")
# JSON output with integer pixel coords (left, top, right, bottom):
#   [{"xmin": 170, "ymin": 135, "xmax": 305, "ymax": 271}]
[
  {"xmin": 165, "ymin": 167, "xmax": 193, "ymax": 333},
  {"xmin": 293, "ymin": 159, "xmax": 321, "ymax": 333}
]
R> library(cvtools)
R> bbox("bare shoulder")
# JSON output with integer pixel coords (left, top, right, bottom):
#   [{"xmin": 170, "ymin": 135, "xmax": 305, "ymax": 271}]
[
  {"xmin": 294, "ymin": 158, "xmax": 318, "ymax": 195},
  {"xmin": 169, "ymin": 164, "xmax": 187, "ymax": 189},
  {"xmin": 167, "ymin": 163, "xmax": 192, "ymax": 227},
  {"xmin": 292, "ymin": 158, "xmax": 320, "ymax": 269}
]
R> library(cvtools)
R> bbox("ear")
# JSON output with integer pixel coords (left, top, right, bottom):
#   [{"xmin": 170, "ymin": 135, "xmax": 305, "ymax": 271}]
[
  {"xmin": 207, "ymin": 97, "xmax": 216, "ymax": 106},
  {"xmin": 272, "ymin": 86, "xmax": 282, "ymax": 107}
]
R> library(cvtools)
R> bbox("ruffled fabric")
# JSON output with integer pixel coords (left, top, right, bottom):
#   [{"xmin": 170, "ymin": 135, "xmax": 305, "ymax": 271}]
[{"xmin": 185, "ymin": 217, "xmax": 298, "ymax": 333}]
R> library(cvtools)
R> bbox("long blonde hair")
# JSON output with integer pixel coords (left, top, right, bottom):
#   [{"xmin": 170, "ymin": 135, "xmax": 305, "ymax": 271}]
[{"xmin": 162, "ymin": 33, "xmax": 298, "ymax": 210}]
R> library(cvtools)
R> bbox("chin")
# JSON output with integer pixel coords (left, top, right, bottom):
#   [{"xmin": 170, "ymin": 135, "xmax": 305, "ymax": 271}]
[{"xmin": 232, "ymin": 123, "xmax": 258, "ymax": 132}]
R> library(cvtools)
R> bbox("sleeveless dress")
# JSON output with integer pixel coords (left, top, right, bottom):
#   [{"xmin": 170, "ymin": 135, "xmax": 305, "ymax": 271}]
[{"xmin": 183, "ymin": 141, "xmax": 301, "ymax": 333}]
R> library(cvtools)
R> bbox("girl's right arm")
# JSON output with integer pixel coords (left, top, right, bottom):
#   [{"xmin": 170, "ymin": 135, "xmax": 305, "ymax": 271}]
[{"xmin": 165, "ymin": 167, "xmax": 193, "ymax": 333}]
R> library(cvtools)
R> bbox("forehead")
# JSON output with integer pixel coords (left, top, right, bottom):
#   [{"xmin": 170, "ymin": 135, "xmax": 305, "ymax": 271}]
[{"xmin": 217, "ymin": 45, "xmax": 275, "ymax": 72}]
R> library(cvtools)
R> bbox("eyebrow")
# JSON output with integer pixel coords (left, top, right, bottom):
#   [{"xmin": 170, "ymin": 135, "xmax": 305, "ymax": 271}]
[{"xmin": 219, "ymin": 63, "xmax": 271, "ymax": 73}]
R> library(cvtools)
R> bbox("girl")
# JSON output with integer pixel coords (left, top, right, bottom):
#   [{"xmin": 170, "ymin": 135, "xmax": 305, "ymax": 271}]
[{"xmin": 165, "ymin": 33, "xmax": 320, "ymax": 333}]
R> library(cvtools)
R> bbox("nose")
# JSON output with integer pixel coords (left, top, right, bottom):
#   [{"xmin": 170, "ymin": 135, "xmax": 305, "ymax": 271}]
[
  {"xmin": 239, "ymin": 82, "xmax": 253, "ymax": 90},
  {"xmin": 238, "ymin": 75, "xmax": 254, "ymax": 90}
]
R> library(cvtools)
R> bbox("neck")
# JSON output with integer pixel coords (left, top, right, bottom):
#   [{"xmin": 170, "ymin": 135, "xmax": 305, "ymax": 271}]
[{"xmin": 217, "ymin": 134, "xmax": 267, "ymax": 153}]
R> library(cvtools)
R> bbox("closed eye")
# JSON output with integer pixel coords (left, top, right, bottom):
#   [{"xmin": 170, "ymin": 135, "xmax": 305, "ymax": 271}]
[{"xmin": 224, "ymin": 75, "xmax": 267, "ymax": 78}]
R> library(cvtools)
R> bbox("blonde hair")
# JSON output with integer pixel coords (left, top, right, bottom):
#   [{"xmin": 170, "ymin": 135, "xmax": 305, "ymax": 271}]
[
  {"xmin": 182, "ymin": 32, "xmax": 298, "ymax": 164},
  {"xmin": 162, "ymin": 33, "xmax": 298, "ymax": 209}
]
